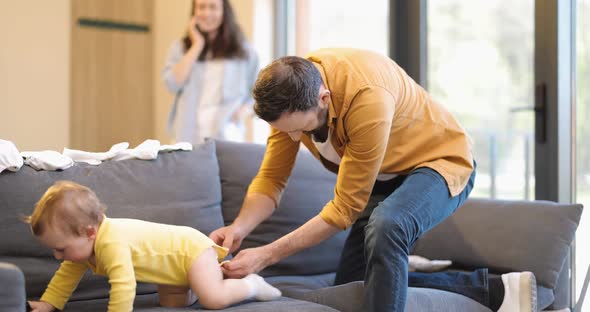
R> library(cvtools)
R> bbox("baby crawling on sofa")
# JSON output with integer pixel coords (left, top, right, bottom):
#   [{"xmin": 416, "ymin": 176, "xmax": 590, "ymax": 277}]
[{"xmin": 25, "ymin": 180, "xmax": 281, "ymax": 312}]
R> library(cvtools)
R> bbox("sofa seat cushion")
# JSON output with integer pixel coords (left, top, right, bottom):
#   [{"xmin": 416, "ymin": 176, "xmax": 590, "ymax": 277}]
[
  {"xmin": 266, "ymin": 273, "xmax": 336, "ymax": 294},
  {"xmin": 215, "ymin": 140, "xmax": 349, "ymax": 277},
  {"xmin": 283, "ymin": 281, "xmax": 493, "ymax": 312},
  {"xmin": 62, "ymin": 294, "xmax": 339, "ymax": 311}
]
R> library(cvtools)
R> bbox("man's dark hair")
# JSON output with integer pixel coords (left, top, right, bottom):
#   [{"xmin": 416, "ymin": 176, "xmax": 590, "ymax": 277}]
[{"xmin": 253, "ymin": 56, "xmax": 323, "ymax": 122}]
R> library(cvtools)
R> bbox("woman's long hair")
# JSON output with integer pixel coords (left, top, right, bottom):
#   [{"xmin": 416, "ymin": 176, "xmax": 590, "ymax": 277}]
[{"xmin": 182, "ymin": 0, "xmax": 247, "ymax": 61}]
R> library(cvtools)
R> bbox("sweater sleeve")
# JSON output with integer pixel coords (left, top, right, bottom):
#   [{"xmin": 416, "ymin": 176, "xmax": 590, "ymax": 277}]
[
  {"xmin": 97, "ymin": 243, "xmax": 136, "ymax": 312},
  {"xmin": 247, "ymin": 127, "xmax": 300, "ymax": 207},
  {"xmin": 162, "ymin": 40, "xmax": 187, "ymax": 93},
  {"xmin": 40, "ymin": 261, "xmax": 88, "ymax": 310}
]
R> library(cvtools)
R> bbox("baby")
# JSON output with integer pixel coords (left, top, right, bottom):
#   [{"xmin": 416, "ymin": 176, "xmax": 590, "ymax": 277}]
[{"xmin": 25, "ymin": 180, "xmax": 281, "ymax": 311}]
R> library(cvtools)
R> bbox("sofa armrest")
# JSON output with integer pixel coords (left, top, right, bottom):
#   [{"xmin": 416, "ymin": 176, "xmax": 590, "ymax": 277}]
[
  {"xmin": 411, "ymin": 198, "xmax": 583, "ymax": 290},
  {"xmin": 0, "ymin": 262, "xmax": 26, "ymax": 312}
]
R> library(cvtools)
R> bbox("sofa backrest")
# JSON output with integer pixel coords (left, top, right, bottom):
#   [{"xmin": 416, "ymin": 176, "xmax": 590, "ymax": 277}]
[
  {"xmin": 411, "ymin": 198, "xmax": 583, "ymax": 292},
  {"xmin": 215, "ymin": 140, "xmax": 348, "ymax": 277},
  {"xmin": 0, "ymin": 140, "xmax": 224, "ymax": 299}
]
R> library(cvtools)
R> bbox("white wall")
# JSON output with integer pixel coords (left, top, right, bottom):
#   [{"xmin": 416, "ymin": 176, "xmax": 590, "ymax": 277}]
[
  {"xmin": 0, "ymin": 0, "xmax": 71, "ymax": 151},
  {"xmin": 153, "ymin": 0, "xmax": 192, "ymax": 144},
  {"xmin": 0, "ymin": 0, "xmax": 264, "ymax": 150}
]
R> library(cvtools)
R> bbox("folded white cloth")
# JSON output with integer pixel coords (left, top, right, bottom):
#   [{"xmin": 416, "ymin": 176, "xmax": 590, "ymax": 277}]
[
  {"xmin": 112, "ymin": 140, "xmax": 192, "ymax": 161},
  {"xmin": 9, "ymin": 139, "xmax": 192, "ymax": 172},
  {"xmin": 0, "ymin": 139, "xmax": 23, "ymax": 173},
  {"xmin": 21, "ymin": 151, "xmax": 74, "ymax": 171},
  {"xmin": 63, "ymin": 140, "xmax": 192, "ymax": 165},
  {"xmin": 112, "ymin": 139, "xmax": 161, "ymax": 161},
  {"xmin": 63, "ymin": 142, "xmax": 129, "ymax": 165},
  {"xmin": 409, "ymin": 255, "xmax": 452, "ymax": 273},
  {"xmin": 159, "ymin": 142, "xmax": 193, "ymax": 152}
]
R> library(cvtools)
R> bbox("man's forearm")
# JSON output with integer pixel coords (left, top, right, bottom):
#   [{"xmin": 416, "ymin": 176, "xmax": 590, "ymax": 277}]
[
  {"xmin": 233, "ymin": 193, "xmax": 276, "ymax": 236},
  {"xmin": 266, "ymin": 215, "xmax": 341, "ymax": 265}
]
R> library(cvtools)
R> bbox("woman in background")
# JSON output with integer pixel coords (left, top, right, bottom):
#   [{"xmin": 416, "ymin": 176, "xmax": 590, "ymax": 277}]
[{"xmin": 163, "ymin": 0, "xmax": 259, "ymax": 144}]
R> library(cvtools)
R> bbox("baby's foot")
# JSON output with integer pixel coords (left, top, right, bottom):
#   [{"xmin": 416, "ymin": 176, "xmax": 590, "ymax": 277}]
[{"xmin": 244, "ymin": 273, "xmax": 282, "ymax": 301}]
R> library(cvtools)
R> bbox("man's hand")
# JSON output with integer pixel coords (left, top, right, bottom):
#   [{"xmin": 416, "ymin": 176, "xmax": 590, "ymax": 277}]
[
  {"xmin": 210, "ymin": 193, "xmax": 276, "ymax": 253},
  {"xmin": 221, "ymin": 246, "xmax": 274, "ymax": 278},
  {"xmin": 209, "ymin": 225, "xmax": 245, "ymax": 254},
  {"xmin": 222, "ymin": 215, "xmax": 340, "ymax": 279},
  {"xmin": 28, "ymin": 301, "xmax": 55, "ymax": 312}
]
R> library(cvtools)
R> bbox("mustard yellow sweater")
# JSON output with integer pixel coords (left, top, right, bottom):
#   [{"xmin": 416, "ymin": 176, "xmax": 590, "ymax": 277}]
[{"xmin": 248, "ymin": 48, "xmax": 474, "ymax": 230}]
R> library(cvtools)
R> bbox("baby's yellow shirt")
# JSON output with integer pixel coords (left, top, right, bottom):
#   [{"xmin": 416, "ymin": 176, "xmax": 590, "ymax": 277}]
[{"xmin": 40, "ymin": 217, "xmax": 228, "ymax": 311}]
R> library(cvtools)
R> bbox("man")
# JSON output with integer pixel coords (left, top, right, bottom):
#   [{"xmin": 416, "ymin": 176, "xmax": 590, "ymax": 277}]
[{"xmin": 210, "ymin": 48, "xmax": 536, "ymax": 312}]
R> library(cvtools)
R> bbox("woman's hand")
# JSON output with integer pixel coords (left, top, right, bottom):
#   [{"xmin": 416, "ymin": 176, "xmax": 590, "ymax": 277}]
[
  {"xmin": 172, "ymin": 16, "xmax": 206, "ymax": 85},
  {"xmin": 188, "ymin": 16, "xmax": 205, "ymax": 49},
  {"xmin": 28, "ymin": 301, "xmax": 55, "ymax": 312}
]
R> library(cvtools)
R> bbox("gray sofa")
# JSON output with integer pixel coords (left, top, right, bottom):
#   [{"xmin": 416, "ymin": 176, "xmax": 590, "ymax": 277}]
[{"xmin": 0, "ymin": 140, "xmax": 583, "ymax": 311}]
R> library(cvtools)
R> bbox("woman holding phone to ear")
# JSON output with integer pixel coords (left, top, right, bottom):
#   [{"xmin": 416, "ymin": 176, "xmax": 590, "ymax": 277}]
[{"xmin": 163, "ymin": 0, "xmax": 259, "ymax": 144}]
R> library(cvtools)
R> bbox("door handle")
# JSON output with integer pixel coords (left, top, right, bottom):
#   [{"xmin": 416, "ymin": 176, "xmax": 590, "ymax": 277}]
[
  {"xmin": 534, "ymin": 83, "xmax": 547, "ymax": 143},
  {"xmin": 508, "ymin": 83, "xmax": 547, "ymax": 143},
  {"xmin": 510, "ymin": 106, "xmax": 536, "ymax": 112}
]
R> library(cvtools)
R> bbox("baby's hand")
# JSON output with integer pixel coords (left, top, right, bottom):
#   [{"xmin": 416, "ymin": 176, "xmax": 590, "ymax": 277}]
[{"xmin": 28, "ymin": 300, "xmax": 55, "ymax": 312}]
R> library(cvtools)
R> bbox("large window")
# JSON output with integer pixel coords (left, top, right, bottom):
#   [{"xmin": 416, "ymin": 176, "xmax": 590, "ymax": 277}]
[
  {"xmin": 290, "ymin": 0, "xmax": 389, "ymax": 56},
  {"xmin": 575, "ymin": 0, "xmax": 590, "ymax": 304},
  {"xmin": 250, "ymin": 0, "xmax": 390, "ymax": 144},
  {"xmin": 427, "ymin": 0, "xmax": 535, "ymax": 199}
]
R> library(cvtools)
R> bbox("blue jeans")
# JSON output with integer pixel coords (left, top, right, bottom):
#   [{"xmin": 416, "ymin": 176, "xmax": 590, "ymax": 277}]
[{"xmin": 334, "ymin": 165, "xmax": 488, "ymax": 312}]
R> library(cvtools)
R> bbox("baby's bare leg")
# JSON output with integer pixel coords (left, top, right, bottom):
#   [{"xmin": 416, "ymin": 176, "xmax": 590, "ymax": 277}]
[
  {"xmin": 188, "ymin": 247, "xmax": 281, "ymax": 310},
  {"xmin": 157, "ymin": 284, "xmax": 197, "ymax": 307}
]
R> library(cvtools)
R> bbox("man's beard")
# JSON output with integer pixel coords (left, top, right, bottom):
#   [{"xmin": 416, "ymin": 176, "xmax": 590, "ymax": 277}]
[{"xmin": 304, "ymin": 107, "xmax": 329, "ymax": 143}]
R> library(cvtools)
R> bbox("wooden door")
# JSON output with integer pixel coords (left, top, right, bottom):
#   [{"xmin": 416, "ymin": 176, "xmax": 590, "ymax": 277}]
[{"xmin": 71, "ymin": 0, "xmax": 153, "ymax": 151}]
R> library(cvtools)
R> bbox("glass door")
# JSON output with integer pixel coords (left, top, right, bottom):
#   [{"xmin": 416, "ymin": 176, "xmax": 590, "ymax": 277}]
[
  {"xmin": 427, "ymin": 0, "xmax": 535, "ymax": 200},
  {"xmin": 575, "ymin": 0, "xmax": 590, "ymax": 307},
  {"xmin": 428, "ymin": 0, "xmax": 581, "ymax": 307}
]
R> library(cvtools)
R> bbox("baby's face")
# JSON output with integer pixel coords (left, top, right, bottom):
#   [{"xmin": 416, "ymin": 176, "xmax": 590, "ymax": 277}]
[{"xmin": 37, "ymin": 225, "xmax": 95, "ymax": 263}]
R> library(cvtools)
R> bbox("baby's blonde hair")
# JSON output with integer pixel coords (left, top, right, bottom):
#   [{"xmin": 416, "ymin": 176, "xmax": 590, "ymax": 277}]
[{"xmin": 24, "ymin": 181, "xmax": 106, "ymax": 236}]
